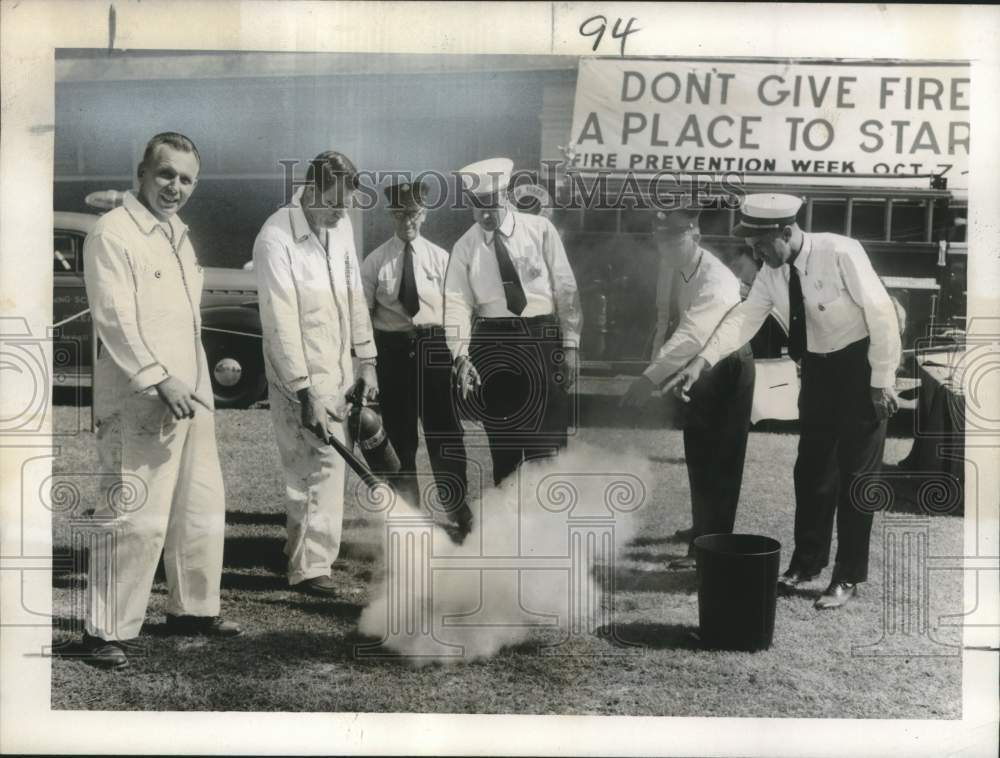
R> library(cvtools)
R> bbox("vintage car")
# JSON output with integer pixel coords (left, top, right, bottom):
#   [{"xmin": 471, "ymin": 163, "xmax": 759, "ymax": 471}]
[{"xmin": 53, "ymin": 208, "xmax": 266, "ymax": 408}]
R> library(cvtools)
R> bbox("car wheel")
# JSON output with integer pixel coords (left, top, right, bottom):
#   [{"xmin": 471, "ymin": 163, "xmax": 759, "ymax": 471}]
[{"xmin": 204, "ymin": 335, "xmax": 266, "ymax": 409}]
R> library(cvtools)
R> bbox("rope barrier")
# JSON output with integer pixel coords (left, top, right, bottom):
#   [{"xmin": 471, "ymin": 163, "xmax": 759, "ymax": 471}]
[
  {"xmin": 53, "ymin": 308, "xmax": 91, "ymax": 328},
  {"xmin": 201, "ymin": 326, "xmax": 263, "ymax": 340}
]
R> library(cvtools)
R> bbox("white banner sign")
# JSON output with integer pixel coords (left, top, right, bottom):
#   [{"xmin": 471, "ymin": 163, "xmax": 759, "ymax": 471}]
[{"xmin": 570, "ymin": 58, "xmax": 970, "ymax": 189}]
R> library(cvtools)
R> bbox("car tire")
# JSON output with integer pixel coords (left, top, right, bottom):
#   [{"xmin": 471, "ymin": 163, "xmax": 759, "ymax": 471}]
[{"xmin": 203, "ymin": 334, "xmax": 266, "ymax": 409}]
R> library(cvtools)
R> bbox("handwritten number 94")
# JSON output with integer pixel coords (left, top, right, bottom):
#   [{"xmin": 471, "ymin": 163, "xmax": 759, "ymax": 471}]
[{"xmin": 579, "ymin": 15, "xmax": 640, "ymax": 57}]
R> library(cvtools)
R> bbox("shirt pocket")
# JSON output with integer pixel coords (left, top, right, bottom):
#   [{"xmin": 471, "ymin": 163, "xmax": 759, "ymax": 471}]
[
  {"xmin": 809, "ymin": 282, "xmax": 854, "ymax": 326},
  {"xmin": 136, "ymin": 259, "xmax": 180, "ymax": 323},
  {"xmin": 296, "ymin": 283, "xmax": 330, "ymax": 328},
  {"xmin": 515, "ymin": 252, "xmax": 546, "ymax": 283},
  {"xmin": 377, "ymin": 272, "xmax": 400, "ymax": 298},
  {"xmin": 422, "ymin": 266, "xmax": 444, "ymax": 292}
]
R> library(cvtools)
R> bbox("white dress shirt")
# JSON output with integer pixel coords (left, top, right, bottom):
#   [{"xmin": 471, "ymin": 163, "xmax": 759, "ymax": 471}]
[
  {"xmin": 444, "ymin": 209, "xmax": 582, "ymax": 358},
  {"xmin": 361, "ymin": 234, "xmax": 449, "ymax": 331},
  {"xmin": 83, "ymin": 190, "xmax": 206, "ymax": 396},
  {"xmin": 700, "ymin": 232, "xmax": 901, "ymax": 388},
  {"xmin": 643, "ymin": 247, "xmax": 742, "ymax": 386},
  {"xmin": 253, "ymin": 197, "xmax": 376, "ymax": 402}
]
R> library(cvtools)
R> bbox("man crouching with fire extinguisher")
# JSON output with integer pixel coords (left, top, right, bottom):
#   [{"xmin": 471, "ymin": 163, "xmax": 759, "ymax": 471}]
[{"xmin": 253, "ymin": 151, "xmax": 379, "ymax": 599}]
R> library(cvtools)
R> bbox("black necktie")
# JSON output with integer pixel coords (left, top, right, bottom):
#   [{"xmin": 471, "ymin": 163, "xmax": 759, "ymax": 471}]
[
  {"xmin": 788, "ymin": 264, "xmax": 806, "ymax": 361},
  {"xmin": 493, "ymin": 231, "xmax": 527, "ymax": 316},
  {"xmin": 398, "ymin": 241, "xmax": 420, "ymax": 318}
]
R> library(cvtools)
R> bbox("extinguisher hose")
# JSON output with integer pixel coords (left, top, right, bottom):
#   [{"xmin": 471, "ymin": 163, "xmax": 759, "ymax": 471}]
[{"xmin": 326, "ymin": 430, "xmax": 387, "ymax": 491}]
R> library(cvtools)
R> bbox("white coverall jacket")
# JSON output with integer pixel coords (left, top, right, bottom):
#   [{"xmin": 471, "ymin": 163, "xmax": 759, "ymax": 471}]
[
  {"xmin": 83, "ymin": 191, "xmax": 225, "ymax": 641},
  {"xmin": 253, "ymin": 199, "xmax": 376, "ymax": 585}
]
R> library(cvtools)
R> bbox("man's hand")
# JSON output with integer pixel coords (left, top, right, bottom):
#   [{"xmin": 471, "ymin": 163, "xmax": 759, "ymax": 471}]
[
  {"xmin": 347, "ymin": 361, "xmax": 379, "ymax": 405},
  {"xmin": 558, "ymin": 346, "xmax": 579, "ymax": 391},
  {"xmin": 621, "ymin": 374, "xmax": 656, "ymax": 410},
  {"xmin": 453, "ymin": 355, "xmax": 482, "ymax": 400},
  {"xmin": 870, "ymin": 386, "xmax": 899, "ymax": 422},
  {"xmin": 662, "ymin": 357, "xmax": 709, "ymax": 403},
  {"xmin": 298, "ymin": 387, "xmax": 341, "ymax": 444},
  {"xmin": 155, "ymin": 376, "xmax": 212, "ymax": 420}
]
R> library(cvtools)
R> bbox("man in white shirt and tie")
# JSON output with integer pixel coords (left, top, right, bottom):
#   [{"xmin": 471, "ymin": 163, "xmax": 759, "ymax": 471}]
[
  {"xmin": 445, "ymin": 157, "xmax": 582, "ymax": 487},
  {"xmin": 668, "ymin": 193, "xmax": 901, "ymax": 609},
  {"xmin": 253, "ymin": 151, "xmax": 378, "ymax": 597},
  {"xmin": 361, "ymin": 179, "xmax": 471, "ymax": 542},
  {"xmin": 622, "ymin": 206, "xmax": 755, "ymax": 569}
]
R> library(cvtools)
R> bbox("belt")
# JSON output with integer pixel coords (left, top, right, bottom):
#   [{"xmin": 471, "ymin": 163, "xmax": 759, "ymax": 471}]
[
  {"xmin": 473, "ymin": 314, "xmax": 558, "ymax": 331},
  {"xmin": 375, "ymin": 326, "xmax": 442, "ymax": 343},
  {"xmin": 803, "ymin": 336, "xmax": 870, "ymax": 360}
]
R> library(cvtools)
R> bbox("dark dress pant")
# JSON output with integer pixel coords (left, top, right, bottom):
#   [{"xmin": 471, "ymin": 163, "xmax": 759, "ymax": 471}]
[
  {"xmin": 791, "ymin": 337, "xmax": 886, "ymax": 583},
  {"xmin": 375, "ymin": 328, "xmax": 470, "ymax": 527},
  {"xmin": 681, "ymin": 342, "xmax": 755, "ymax": 549},
  {"xmin": 464, "ymin": 315, "xmax": 571, "ymax": 486}
]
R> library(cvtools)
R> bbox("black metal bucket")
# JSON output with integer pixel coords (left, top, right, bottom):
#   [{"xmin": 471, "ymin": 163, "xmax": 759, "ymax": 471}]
[{"xmin": 694, "ymin": 533, "xmax": 781, "ymax": 652}]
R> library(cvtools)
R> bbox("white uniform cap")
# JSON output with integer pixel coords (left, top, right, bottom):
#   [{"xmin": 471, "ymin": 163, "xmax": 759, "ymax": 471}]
[
  {"xmin": 733, "ymin": 193, "xmax": 803, "ymax": 237},
  {"xmin": 458, "ymin": 157, "xmax": 514, "ymax": 196}
]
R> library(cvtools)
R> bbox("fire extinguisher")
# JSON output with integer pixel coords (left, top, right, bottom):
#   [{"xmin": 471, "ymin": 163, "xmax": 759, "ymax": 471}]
[{"xmin": 346, "ymin": 394, "xmax": 401, "ymax": 479}]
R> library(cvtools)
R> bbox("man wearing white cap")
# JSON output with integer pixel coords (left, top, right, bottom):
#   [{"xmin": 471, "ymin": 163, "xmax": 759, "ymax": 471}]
[
  {"xmin": 253, "ymin": 151, "xmax": 378, "ymax": 597},
  {"xmin": 445, "ymin": 157, "xmax": 582, "ymax": 488},
  {"xmin": 668, "ymin": 193, "xmax": 901, "ymax": 610},
  {"xmin": 621, "ymin": 205, "xmax": 755, "ymax": 569}
]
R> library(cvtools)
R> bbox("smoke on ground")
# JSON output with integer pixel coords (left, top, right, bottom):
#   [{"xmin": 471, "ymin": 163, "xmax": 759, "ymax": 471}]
[{"xmin": 357, "ymin": 443, "xmax": 653, "ymax": 664}]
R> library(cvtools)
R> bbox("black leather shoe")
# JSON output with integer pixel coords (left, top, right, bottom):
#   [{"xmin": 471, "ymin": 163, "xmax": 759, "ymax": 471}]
[
  {"xmin": 777, "ymin": 567, "xmax": 819, "ymax": 592},
  {"xmin": 814, "ymin": 581, "xmax": 858, "ymax": 610},
  {"xmin": 294, "ymin": 575, "xmax": 340, "ymax": 598},
  {"xmin": 165, "ymin": 614, "xmax": 243, "ymax": 637},
  {"xmin": 81, "ymin": 632, "xmax": 129, "ymax": 670},
  {"xmin": 672, "ymin": 526, "xmax": 694, "ymax": 541}
]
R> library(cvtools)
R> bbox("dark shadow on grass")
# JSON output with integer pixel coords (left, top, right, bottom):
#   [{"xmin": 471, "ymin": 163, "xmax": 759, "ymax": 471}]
[
  {"xmin": 627, "ymin": 535, "xmax": 682, "ymax": 548},
  {"xmin": 225, "ymin": 511, "xmax": 374, "ymax": 530},
  {"xmin": 51, "ymin": 545, "xmax": 86, "ymax": 581},
  {"xmin": 278, "ymin": 598, "xmax": 364, "ymax": 620},
  {"xmin": 221, "ymin": 571, "xmax": 289, "ymax": 592},
  {"xmin": 623, "ymin": 549, "xmax": 684, "ymax": 563},
  {"xmin": 879, "ymin": 463, "xmax": 965, "ymax": 517},
  {"xmin": 52, "ymin": 571, "xmax": 85, "ymax": 590},
  {"xmin": 225, "ymin": 510, "xmax": 286, "ymax": 527},
  {"xmin": 750, "ymin": 419, "xmax": 800, "ymax": 435},
  {"xmin": 615, "ymin": 567, "xmax": 697, "ymax": 594},
  {"xmin": 598, "ymin": 622, "xmax": 700, "ymax": 650},
  {"xmin": 222, "ymin": 535, "xmax": 288, "ymax": 571},
  {"xmin": 777, "ymin": 585, "xmax": 824, "ymax": 601}
]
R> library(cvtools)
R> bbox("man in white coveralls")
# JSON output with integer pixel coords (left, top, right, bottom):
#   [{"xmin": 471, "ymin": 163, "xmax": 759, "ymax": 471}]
[
  {"xmin": 81, "ymin": 132, "xmax": 242, "ymax": 670},
  {"xmin": 253, "ymin": 151, "xmax": 378, "ymax": 598}
]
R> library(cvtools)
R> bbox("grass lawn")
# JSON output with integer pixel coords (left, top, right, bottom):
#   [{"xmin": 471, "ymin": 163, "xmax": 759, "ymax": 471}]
[{"xmin": 49, "ymin": 398, "xmax": 963, "ymax": 717}]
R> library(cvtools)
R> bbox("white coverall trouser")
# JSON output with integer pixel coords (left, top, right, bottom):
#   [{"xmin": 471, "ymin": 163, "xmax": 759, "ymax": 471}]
[
  {"xmin": 86, "ymin": 366, "xmax": 225, "ymax": 641},
  {"xmin": 268, "ymin": 388, "xmax": 352, "ymax": 585}
]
